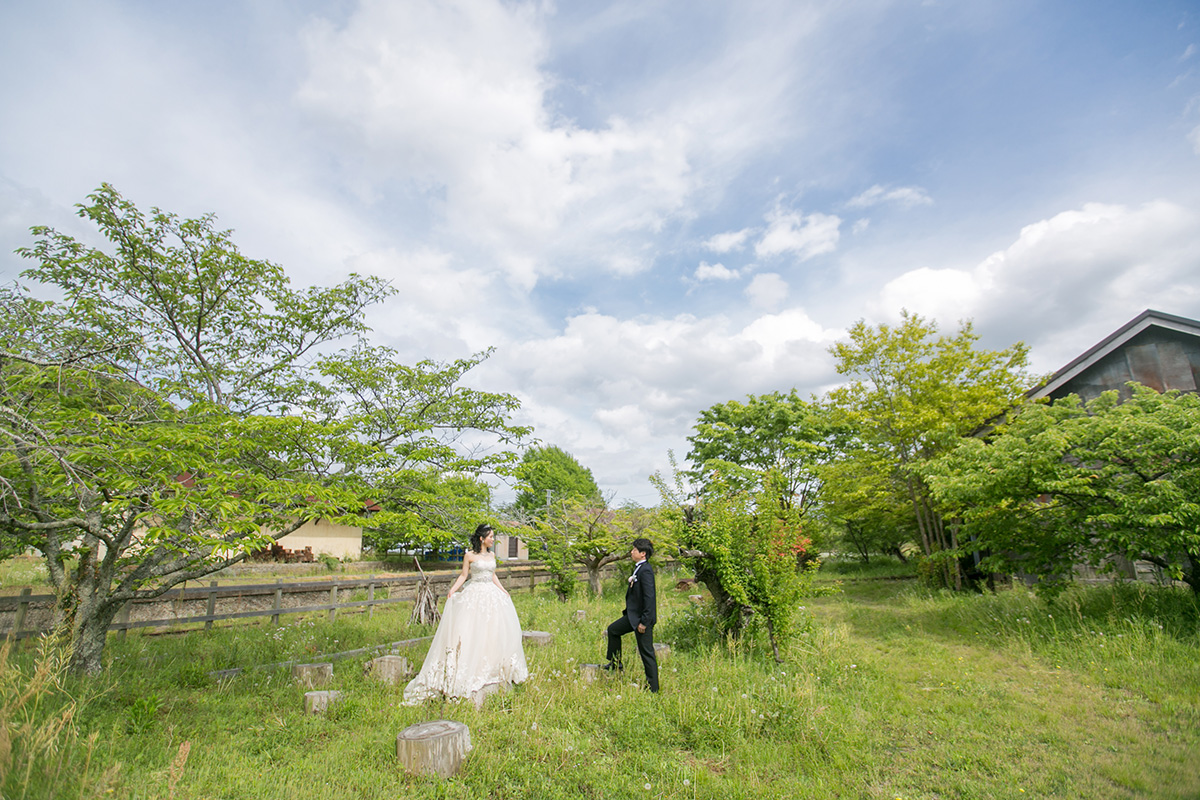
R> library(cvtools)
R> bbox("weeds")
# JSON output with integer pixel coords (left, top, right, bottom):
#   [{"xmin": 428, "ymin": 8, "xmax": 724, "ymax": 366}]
[
  {"xmin": 2, "ymin": 575, "xmax": 1197, "ymax": 799},
  {"xmin": 0, "ymin": 633, "xmax": 119, "ymax": 799}
]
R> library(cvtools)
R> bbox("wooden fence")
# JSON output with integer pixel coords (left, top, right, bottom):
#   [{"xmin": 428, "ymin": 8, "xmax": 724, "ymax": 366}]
[{"xmin": 0, "ymin": 560, "xmax": 612, "ymax": 641}]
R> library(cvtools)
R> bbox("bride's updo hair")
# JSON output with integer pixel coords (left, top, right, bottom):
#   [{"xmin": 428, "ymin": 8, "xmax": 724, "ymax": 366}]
[{"xmin": 470, "ymin": 523, "xmax": 494, "ymax": 554}]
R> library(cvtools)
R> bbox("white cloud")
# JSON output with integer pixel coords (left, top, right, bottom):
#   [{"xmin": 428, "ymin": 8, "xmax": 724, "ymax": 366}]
[
  {"xmin": 745, "ymin": 273, "xmax": 790, "ymax": 310},
  {"xmin": 846, "ymin": 184, "xmax": 933, "ymax": 209},
  {"xmin": 754, "ymin": 207, "xmax": 841, "ymax": 260},
  {"xmin": 1181, "ymin": 43, "xmax": 1197, "ymax": 62},
  {"xmin": 294, "ymin": 0, "xmax": 722, "ymax": 289},
  {"xmin": 868, "ymin": 200, "xmax": 1200, "ymax": 374},
  {"xmin": 694, "ymin": 261, "xmax": 740, "ymax": 281},
  {"xmin": 494, "ymin": 307, "xmax": 842, "ymax": 497},
  {"xmin": 704, "ymin": 228, "xmax": 753, "ymax": 253}
]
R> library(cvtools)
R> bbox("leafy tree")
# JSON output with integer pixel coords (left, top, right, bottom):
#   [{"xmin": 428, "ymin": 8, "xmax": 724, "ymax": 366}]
[
  {"xmin": 655, "ymin": 456, "xmax": 811, "ymax": 661},
  {"xmin": 686, "ymin": 390, "xmax": 831, "ymax": 520},
  {"xmin": 825, "ymin": 312, "xmax": 1031, "ymax": 588},
  {"xmin": 817, "ymin": 443, "xmax": 916, "ymax": 563},
  {"xmin": 362, "ymin": 472, "xmax": 492, "ymax": 555},
  {"xmin": 1, "ymin": 185, "xmax": 530, "ymax": 674},
  {"xmin": 527, "ymin": 497, "xmax": 666, "ymax": 598},
  {"xmin": 513, "ymin": 445, "xmax": 601, "ymax": 519},
  {"xmin": 927, "ymin": 385, "xmax": 1200, "ymax": 595}
]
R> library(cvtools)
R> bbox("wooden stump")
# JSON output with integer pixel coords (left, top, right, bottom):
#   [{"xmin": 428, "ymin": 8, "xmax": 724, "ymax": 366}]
[
  {"xmin": 522, "ymin": 630, "xmax": 553, "ymax": 646},
  {"xmin": 365, "ymin": 655, "xmax": 412, "ymax": 686},
  {"xmin": 292, "ymin": 662, "xmax": 333, "ymax": 688},
  {"xmin": 304, "ymin": 690, "xmax": 344, "ymax": 714},
  {"xmin": 653, "ymin": 642, "xmax": 671, "ymax": 658},
  {"xmin": 396, "ymin": 720, "xmax": 472, "ymax": 778},
  {"xmin": 688, "ymin": 594, "xmax": 704, "ymax": 604},
  {"xmin": 573, "ymin": 609, "xmax": 587, "ymax": 622},
  {"xmin": 580, "ymin": 663, "xmax": 603, "ymax": 684}
]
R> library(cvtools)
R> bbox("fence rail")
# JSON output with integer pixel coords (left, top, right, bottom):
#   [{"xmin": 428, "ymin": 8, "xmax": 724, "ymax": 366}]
[{"xmin": 0, "ymin": 561, "xmax": 619, "ymax": 641}]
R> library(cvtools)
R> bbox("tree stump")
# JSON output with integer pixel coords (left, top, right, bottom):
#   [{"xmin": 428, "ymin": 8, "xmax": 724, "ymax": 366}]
[
  {"xmin": 522, "ymin": 630, "xmax": 553, "ymax": 646},
  {"xmin": 653, "ymin": 642, "xmax": 671, "ymax": 658},
  {"xmin": 688, "ymin": 594, "xmax": 704, "ymax": 604},
  {"xmin": 292, "ymin": 662, "xmax": 333, "ymax": 688},
  {"xmin": 365, "ymin": 655, "xmax": 412, "ymax": 686},
  {"xmin": 304, "ymin": 690, "xmax": 344, "ymax": 714},
  {"xmin": 580, "ymin": 663, "xmax": 603, "ymax": 683},
  {"xmin": 573, "ymin": 609, "xmax": 587, "ymax": 622},
  {"xmin": 396, "ymin": 720, "xmax": 472, "ymax": 778}
]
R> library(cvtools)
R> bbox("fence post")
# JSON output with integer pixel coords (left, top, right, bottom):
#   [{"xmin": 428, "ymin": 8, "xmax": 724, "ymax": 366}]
[
  {"xmin": 329, "ymin": 582, "xmax": 339, "ymax": 623},
  {"xmin": 117, "ymin": 602, "xmax": 131, "ymax": 641},
  {"xmin": 272, "ymin": 579, "xmax": 282, "ymax": 626},
  {"xmin": 529, "ymin": 564, "xmax": 535, "ymax": 593},
  {"xmin": 10, "ymin": 587, "xmax": 32, "ymax": 641},
  {"xmin": 367, "ymin": 576, "xmax": 375, "ymax": 620},
  {"xmin": 205, "ymin": 581, "xmax": 218, "ymax": 630}
]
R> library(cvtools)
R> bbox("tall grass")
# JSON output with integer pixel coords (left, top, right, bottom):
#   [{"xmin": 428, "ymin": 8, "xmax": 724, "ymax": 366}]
[
  {"xmin": 3, "ymin": 574, "xmax": 1198, "ymax": 799},
  {"xmin": 0, "ymin": 633, "xmax": 119, "ymax": 799}
]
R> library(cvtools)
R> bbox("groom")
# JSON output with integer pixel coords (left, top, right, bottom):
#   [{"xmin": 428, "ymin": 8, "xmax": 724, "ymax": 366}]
[{"xmin": 605, "ymin": 538, "xmax": 659, "ymax": 693}]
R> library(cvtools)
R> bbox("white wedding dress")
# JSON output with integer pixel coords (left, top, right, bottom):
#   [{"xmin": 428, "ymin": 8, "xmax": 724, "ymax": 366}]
[{"xmin": 403, "ymin": 554, "xmax": 528, "ymax": 705}]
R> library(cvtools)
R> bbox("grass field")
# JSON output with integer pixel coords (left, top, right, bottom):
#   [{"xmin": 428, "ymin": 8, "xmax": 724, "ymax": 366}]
[{"xmin": 3, "ymin": 562, "xmax": 1198, "ymax": 799}]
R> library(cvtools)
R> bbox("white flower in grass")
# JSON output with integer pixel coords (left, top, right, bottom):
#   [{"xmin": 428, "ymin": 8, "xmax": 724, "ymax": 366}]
[
  {"xmin": 531, "ymin": 722, "xmax": 538, "ymax": 731},
  {"xmin": 683, "ymin": 779, "xmax": 691, "ymax": 786},
  {"xmin": 741, "ymin": 693, "xmax": 748, "ymax": 698},
  {"xmin": 644, "ymin": 783, "xmax": 652, "ymax": 790}
]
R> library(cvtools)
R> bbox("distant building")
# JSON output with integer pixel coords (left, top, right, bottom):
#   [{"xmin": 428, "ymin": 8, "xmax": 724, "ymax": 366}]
[
  {"xmin": 1028, "ymin": 309, "xmax": 1200, "ymax": 403},
  {"xmin": 275, "ymin": 517, "xmax": 363, "ymax": 560},
  {"xmin": 1021, "ymin": 309, "xmax": 1200, "ymax": 587}
]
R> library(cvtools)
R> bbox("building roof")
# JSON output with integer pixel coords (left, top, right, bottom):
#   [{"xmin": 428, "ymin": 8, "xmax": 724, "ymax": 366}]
[{"xmin": 1027, "ymin": 309, "xmax": 1200, "ymax": 401}]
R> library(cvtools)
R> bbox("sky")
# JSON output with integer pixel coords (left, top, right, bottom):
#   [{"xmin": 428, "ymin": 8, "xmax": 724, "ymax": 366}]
[{"xmin": 2, "ymin": 0, "xmax": 1199, "ymax": 506}]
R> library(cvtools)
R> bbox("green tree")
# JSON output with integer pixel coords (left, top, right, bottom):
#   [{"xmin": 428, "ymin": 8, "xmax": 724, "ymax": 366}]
[
  {"xmin": 512, "ymin": 445, "xmax": 601, "ymax": 519},
  {"xmin": 928, "ymin": 385, "xmax": 1200, "ymax": 595},
  {"xmin": 825, "ymin": 312, "xmax": 1031, "ymax": 588},
  {"xmin": 817, "ymin": 443, "xmax": 916, "ymax": 563},
  {"xmin": 655, "ymin": 455, "xmax": 811, "ymax": 660},
  {"xmin": 686, "ymin": 390, "xmax": 832, "ymax": 519},
  {"xmin": 1, "ymin": 185, "xmax": 531, "ymax": 674}
]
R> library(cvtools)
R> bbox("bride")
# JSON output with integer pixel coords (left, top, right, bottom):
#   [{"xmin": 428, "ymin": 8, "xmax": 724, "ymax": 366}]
[{"xmin": 403, "ymin": 523, "xmax": 529, "ymax": 706}]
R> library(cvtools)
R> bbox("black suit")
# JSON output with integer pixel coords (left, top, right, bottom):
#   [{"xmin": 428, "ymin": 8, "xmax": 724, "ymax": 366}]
[{"xmin": 606, "ymin": 560, "xmax": 659, "ymax": 692}]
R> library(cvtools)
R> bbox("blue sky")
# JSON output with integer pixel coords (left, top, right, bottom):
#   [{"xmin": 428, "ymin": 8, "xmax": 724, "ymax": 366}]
[{"xmin": 2, "ymin": 0, "xmax": 1199, "ymax": 505}]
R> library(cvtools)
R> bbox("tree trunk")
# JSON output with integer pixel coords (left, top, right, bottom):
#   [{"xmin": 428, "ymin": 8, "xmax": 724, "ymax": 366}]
[
  {"xmin": 65, "ymin": 594, "xmax": 121, "ymax": 676},
  {"xmin": 765, "ymin": 617, "xmax": 781, "ymax": 663},
  {"xmin": 586, "ymin": 564, "xmax": 602, "ymax": 597}
]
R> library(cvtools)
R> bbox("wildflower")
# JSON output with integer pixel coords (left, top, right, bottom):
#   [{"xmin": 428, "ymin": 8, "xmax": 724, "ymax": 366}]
[
  {"xmin": 644, "ymin": 783, "xmax": 652, "ymax": 790},
  {"xmin": 531, "ymin": 722, "xmax": 538, "ymax": 730},
  {"xmin": 683, "ymin": 779, "xmax": 690, "ymax": 786}
]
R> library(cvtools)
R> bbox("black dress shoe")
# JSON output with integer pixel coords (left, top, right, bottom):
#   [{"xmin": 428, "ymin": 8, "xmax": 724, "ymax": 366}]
[{"xmin": 602, "ymin": 662, "xmax": 622, "ymax": 671}]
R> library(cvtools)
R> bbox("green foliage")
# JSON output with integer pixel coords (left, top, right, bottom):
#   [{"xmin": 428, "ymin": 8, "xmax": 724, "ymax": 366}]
[
  {"xmin": 0, "ymin": 635, "xmax": 119, "ymax": 798},
  {"xmin": 824, "ymin": 312, "xmax": 1032, "ymax": 580},
  {"xmin": 673, "ymin": 471, "xmax": 811, "ymax": 661},
  {"xmin": 928, "ymin": 384, "xmax": 1200, "ymax": 594},
  {"xmin": 1, "ymin": 185, "xmax": 531, "ymax": 673},
  {"xmin": 9, "ymin": 578, "xmax": 1197, "ymax": 799},
  {"xmin": 686, "ymin": 390, "xmax": 833, "ymax": 522},
  {"xmin": 513, "ymin": 445, "xmax": 602, "ymax": 520},
  {"xmin": 125, "ymin": 692, "xmax": 164, "ymax": 734}
]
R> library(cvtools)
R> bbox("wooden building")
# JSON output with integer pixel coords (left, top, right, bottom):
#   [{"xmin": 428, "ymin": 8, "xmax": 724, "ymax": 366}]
[
  {"xmin": 1028, "ymin": 309, "xmax": 1200, "ymax": 403},
  {"xmin": 1023, "ymin": 309, "xmax": 1200, "ymax": 586}
]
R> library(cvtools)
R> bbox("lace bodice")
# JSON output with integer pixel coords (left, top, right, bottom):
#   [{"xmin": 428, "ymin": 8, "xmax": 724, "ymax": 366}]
[{"xmin": 467, "ymin": 554, "xmax": 497, "ymax": 583}]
